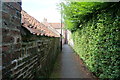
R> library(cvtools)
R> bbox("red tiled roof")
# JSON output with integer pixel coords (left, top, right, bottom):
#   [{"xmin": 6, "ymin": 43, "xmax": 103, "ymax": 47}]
[
  {"xmin": 21, "ymin": 10, "xmax": 60, "ymax": 37},
  {"xmin": 49, "ymin": 23, "xmax": 64, "ymax": 29}
]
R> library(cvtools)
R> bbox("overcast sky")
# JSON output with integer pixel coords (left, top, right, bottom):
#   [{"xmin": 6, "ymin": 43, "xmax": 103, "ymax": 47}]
[{"xmin": 22, "ymin": 0, "xmax": 61, "ymax": 23}]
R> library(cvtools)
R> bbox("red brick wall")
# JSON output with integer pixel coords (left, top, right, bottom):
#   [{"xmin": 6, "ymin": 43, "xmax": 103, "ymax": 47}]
[
  {"xmin": 2, "ymin": 2, "xmax": 22, "ymax": 79},
  {"xmin": 1, "ymin": 1, "xmax": 60, "ymax": 79}
]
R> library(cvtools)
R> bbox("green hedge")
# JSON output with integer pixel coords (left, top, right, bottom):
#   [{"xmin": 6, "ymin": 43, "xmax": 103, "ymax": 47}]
[{"xmin": 72, "ymin": 6, "xmax": 120, "ymax": 78}]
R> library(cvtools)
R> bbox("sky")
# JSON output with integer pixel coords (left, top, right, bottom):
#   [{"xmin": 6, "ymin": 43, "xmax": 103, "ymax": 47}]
[{"xmin": 22, "ymin": 0, "xmax": 62, "ymax": 23}]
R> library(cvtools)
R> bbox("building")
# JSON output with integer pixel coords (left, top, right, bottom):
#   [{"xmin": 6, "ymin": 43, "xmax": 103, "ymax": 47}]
[
  {"xmin": 21, "ymin": 10, "xmax": 60, "ymax": 37},
  {"xmin": 21, "ymin": 11, "xmax": 67, "ymax": 45},
  {"xmin": 49, "ymin": 23, "xmax": 67, "ymax": 44}
]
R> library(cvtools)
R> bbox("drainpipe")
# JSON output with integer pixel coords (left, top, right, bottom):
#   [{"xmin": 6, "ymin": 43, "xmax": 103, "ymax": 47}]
[{"xmin": 60, "ymin": 3, "xmax": 63, "ymax": 51}]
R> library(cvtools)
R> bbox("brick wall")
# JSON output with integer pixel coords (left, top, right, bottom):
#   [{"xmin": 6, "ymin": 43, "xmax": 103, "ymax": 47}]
[
  {"xmin": 0, "ymin": 0, "xmax": 2, "ymax": 79},
  {"xmin": 1, "ymin": 2, "xmax": 22, "ymax": 79},
  {"xmin": 1, "ymin": 1, "xmax": 60, "ymax": 79}
]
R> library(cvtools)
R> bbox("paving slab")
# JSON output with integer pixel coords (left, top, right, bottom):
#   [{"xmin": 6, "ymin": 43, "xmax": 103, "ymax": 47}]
[{"xmin": 51, "ymin": 44, "xmax": 97, "ymax": 79}]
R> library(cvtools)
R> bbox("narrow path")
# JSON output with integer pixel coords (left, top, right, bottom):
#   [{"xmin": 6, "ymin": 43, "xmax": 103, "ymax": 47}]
[{"xmin": 51, "ymin": 44, "xmax": 96, "ymax": 79}]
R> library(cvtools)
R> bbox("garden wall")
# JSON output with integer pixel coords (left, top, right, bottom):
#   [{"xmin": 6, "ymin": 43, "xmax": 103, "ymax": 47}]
[{"xmin": 1, "ymin": 1, "xmax": 60, "ymax": 79}]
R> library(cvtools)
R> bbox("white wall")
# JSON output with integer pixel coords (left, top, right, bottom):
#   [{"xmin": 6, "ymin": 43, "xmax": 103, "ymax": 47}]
[
  {"xmin": 56, "ymin": 29, "xmax": 65, "ymax": 37},
  {"xmin": 67, "ymin": 30, "xmax": 74, "ymax": 47},
  {"xmin": 56, "ymin": 29, "xmax": 65, "ymax": 44}
]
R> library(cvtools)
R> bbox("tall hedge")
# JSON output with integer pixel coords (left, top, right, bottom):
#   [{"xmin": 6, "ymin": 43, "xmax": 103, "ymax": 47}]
[{"xmin": 72, "ymin": 4, "xmax": 120, "ymax": 78}]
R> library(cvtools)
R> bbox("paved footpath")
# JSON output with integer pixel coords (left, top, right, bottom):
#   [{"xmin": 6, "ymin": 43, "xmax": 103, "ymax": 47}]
[{"xmin": 51, "ymin": 44, "xmax": 97, "ymax": 79}]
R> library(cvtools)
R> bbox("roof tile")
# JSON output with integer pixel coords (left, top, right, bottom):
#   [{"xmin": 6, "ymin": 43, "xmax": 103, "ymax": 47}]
[{"xmin": 21, "ymin": 10, "xmax": 60, "ymax": 37}]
